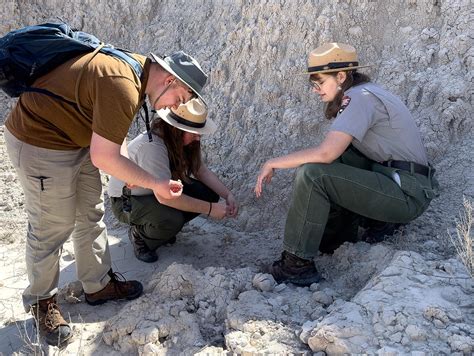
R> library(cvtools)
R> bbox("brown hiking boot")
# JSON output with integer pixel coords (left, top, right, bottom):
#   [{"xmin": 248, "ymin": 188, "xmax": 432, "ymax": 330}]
[
  {"xmin": 129, "ymin": 225, "xmax": 158, "ymax": 263},
  {"xmin": 30, "ymin": 296, "xmax": 73, "ymax": 346},
  {"xmin": 268, "ymin": 251, "xmax": 322, "ymax": 286},
  {"xmin": 84, "ymin": 270, "xmax": 143, "ymax": 306}
]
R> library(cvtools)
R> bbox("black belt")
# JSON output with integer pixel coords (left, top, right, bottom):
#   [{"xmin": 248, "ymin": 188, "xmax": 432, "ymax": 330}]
[{"xmin": 381, "ymin": 160, "xmax": 430, "ymax": 177}]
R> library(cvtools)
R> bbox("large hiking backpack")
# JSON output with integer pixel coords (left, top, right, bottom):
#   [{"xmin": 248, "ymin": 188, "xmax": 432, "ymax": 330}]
[{"xmin": 0, "ymin": 22, "xmax": 143, "ymax": 98}]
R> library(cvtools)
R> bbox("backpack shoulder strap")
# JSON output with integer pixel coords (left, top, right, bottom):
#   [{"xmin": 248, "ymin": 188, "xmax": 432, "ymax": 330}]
[{"xmin": 74, "ymin": 43, "xmax": 105, "ymax": 117}]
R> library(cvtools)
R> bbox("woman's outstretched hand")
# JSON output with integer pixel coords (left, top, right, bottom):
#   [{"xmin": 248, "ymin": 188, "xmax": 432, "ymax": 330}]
[{"xmin": 255, "ymin": 162, "xmax": 274, "ymax": 198}]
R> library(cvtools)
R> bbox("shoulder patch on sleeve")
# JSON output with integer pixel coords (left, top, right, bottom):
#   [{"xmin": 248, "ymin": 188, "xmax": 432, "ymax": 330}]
[{"xmin": 338, "ymin": 95, "xmax": 351, "ymax": 114}]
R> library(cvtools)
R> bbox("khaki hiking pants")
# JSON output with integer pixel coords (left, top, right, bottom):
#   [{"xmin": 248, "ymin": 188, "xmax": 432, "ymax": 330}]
[{"xmin": 5, "ymin": 128, "xmax": 111, "ymax": 311}]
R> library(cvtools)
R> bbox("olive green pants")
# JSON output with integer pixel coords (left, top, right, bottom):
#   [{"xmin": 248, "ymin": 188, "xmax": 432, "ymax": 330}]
[
  {"xmin": 283, "ymin": 147, "xmax": 439, "ymax": 259},
  {"xmin": 111, "ymin": 179, "xmax": 219, "ymax": 250}
]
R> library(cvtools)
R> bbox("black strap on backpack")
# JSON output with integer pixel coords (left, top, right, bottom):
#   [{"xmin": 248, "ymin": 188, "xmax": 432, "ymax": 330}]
[{"xmin": 142, "ymin": 102, "xmax": 153, "ymax": 142}]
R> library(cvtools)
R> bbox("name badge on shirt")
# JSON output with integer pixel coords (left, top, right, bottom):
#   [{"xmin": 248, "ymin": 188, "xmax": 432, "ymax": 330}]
[{"xmin": 339, "ymin": 95, "xmax": 351, "ymax": 114}]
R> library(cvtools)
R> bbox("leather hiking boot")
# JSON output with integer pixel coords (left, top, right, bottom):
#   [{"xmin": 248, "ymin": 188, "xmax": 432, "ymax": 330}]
[
  {"xmin": 84, "ymin": 270, "xmax": 143, "ymax": 306},
  {"xmin": 268, "ymin": 251, "xmax": 322, "ymax": 286},
  {"xmin": 360, "ymin": 221, "xmax": 404, "ymax": 244},
  {"xmin": 30, "ymin": 296, "xmax": 73, "ymax": 346},
  {"xmin": 128, "ymin": 225, "xmax": 158, "ymax": 263}
]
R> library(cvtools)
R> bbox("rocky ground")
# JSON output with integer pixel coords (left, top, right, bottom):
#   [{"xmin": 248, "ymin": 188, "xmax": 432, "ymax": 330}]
[
  {"xmin": 0, "ymin": 0, "xmax": 473, "ymax": 354},
  {"xmin": 0, "ymin": 121, "xmax": 473, "ymax": 355}
]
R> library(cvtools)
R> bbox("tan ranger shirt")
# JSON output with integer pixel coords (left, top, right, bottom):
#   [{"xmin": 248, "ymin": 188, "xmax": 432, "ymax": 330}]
[{"xmin": 6, "ymin": 52, "xmax": 149, "ymax": 150}]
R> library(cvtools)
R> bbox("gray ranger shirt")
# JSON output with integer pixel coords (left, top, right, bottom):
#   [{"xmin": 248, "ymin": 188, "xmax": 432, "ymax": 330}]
[
  {"xmin": 108, "ymin": 133, "xmax": 171, "ymax": 198},
  {"xmin": 330, "ymin": 83, "xmax": 428, "ymax": 165}
]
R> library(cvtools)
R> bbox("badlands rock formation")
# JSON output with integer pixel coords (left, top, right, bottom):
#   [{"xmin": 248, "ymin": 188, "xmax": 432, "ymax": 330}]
[{"xmin": 0, "ymin": 0, "xmax": 472, "ymax": 354}]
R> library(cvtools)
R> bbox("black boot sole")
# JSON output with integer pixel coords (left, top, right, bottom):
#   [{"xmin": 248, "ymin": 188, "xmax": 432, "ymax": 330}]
[
  {"xmin": 128, "ymin": 227, "xmax": 158, "ymax": 263},
  {"xmin": 38, "ymin": 325, "xmax": 73, "ymax": 347}
]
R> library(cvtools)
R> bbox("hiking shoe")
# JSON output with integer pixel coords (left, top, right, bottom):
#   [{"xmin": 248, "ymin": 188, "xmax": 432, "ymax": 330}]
[
  {"xmin": 268, "ymin": 251, "xmax": 322, "ymax": 286},
  {"xmin": 360, "ymin": 221, "xmax": 403, "ymax": 243},
  {"xmin": 84, "ymin": 270, "xmax": 143, "ymax": 306},
  {"xmin": 128, "ymin": 226, "xmax": 158, "ymax": 263},
  {"xmin": 30, "ymin": 296, "xmax": 73, "ymax": 346}
]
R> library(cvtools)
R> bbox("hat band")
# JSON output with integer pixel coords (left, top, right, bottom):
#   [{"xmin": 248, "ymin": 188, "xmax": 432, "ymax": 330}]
[
  {"xmin": 308, "ymin": 61, "xmax": 359, "ymax": 72},
  {"xmin": 169, "ymin": 111, "xmax": 206, "ymax": 128}
]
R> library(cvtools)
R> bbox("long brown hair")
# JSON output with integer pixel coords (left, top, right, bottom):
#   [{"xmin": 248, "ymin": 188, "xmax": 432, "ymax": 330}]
[
  {"xmin": 151, "ymin": 119, "xmax": 201, "ymax": 182},
  {"xmin": 312, "ymin": 70, "xmax": 371, "ymax": 119}
]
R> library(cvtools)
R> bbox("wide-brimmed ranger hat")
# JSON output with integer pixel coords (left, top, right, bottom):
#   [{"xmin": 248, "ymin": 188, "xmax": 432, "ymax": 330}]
[
  {"xmin": 149, "ymin": 51, "xmax": 208, "ymax": 104},
  {"xmin": 305, "ymin": 42, "xmax": 371, "ymax": 75},
  {"xmin": 156, "ymin": 98, "xmax": 217, "ymax": 135}
]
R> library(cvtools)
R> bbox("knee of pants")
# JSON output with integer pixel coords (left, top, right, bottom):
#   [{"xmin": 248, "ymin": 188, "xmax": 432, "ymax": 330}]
[
  {"xmin": 295, "ymin": 163, "xmax": 328, "ymax": 188},
  {"xmin": 150, "ymin": 209, "xmax": 186, "ymax": 231}
]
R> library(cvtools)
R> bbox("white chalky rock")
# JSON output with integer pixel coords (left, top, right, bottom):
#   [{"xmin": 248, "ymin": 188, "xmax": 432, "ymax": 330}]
[
  {"xmin": 405, "ymin": 324, "xmax": 427, "ymax": 341},
  {"xmin": 274, "ymin": 283, "xmax": 287, "ymax": 292},
  {"xmin": 448, "ymin": 334, "xmax": 474, "ymax": 354},
  {"xmin": 58, "ymin": 280, "xmax": 83, "ymax": 304},
  {"xmin": 307, "ymin": 251, "xmax": 473, "ymax": 353},
  {"xmin": 299, "ymin": 320, "xmax": 318, "ymax": 344},
  {"xmin": 4, "ymin": 173, "xmax": 15, "ymax": 182},
  {"xmin": 312, "ymin": 290, "xmax": 333, "ymax": 306},
  {"xmin": 252, "ymin": 273, "xmax": 276, "ymax": 292},
  {"xmin": 142, "ymin": 343, "xmax": 162, "ymax": 355}
]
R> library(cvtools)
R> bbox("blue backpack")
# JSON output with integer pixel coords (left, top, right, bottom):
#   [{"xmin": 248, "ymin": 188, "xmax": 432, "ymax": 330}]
[
  {"xmin": 0, "ymin": 22, "xmax": 154, "ymax": 140},
  {"xmin": 0, "ymin": 22, "xmax": 143, "ymax": 97}
]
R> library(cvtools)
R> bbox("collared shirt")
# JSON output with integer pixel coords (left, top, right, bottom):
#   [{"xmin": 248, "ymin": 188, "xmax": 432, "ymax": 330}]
[{"xmin": 330, "ymin": 83, "xmax": 428, "ymax": 165}]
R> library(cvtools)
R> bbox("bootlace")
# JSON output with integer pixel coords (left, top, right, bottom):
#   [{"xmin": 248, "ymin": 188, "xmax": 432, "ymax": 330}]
[
  {"xmin": 109, "ymin": 270, "xmax": 126, "ymax": 283},
  {"xmin": 108, "ymin": 270, "xmax": 130, "ymax": 295},
  {"xmin": 44, "ymin": 302, "xmax": 62, "ymax": 330}
]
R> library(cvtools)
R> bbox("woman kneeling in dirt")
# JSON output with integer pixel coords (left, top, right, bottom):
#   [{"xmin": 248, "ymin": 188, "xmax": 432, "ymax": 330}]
[
  {"xmin": 255, "ymin": 42, "xmax": 439, "ymax": 286},
  {"xmin": 109, "ymin": 99, "xmax": 239, "ymax": 263}
]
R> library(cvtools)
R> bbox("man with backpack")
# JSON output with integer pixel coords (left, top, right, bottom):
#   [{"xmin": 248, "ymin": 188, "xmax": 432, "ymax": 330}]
[{"xmin": 4, "ymin": 34, "xmax": 207, "ymax": 345}]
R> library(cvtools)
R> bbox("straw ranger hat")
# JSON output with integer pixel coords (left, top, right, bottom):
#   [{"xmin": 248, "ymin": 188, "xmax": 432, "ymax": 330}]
[
  {"xmin": 149, "ymin": 51, "xmax": 208, "ymax": 104},
  {"xmin": 305, "ymin": 42, "xmax": 371, "ymax": 75},
  {"xmin": 156, "ymin": 98, "xmax": 217, "ymax": 135}
]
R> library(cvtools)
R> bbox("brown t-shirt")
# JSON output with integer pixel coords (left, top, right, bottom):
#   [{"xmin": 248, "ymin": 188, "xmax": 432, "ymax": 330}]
[{"xmin": 5, "ymin": 52, "xmax": 149, "ymax": 150}]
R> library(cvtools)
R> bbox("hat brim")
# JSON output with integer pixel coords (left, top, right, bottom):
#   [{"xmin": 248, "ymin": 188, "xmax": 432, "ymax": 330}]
[
  {"xmin": 156, "ymin": 108, "xmax": 217, "ymax": 135},
  {"xmin": 149, "ymin": 53, "xmax": 207, "ymax": 105},
  {"xmin": 303, "ymin": 64, "xmax": 372, "ymax": 75}
]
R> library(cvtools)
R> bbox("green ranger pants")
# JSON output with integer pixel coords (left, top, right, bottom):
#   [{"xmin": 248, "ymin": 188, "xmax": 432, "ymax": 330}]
[
  {"xmin": 111, "ymin": 178, "xmax": 219, "ymax": 251},
  {"xmin": 283, "ymin": 147, "xmax": 439, "ymax": 259}
]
